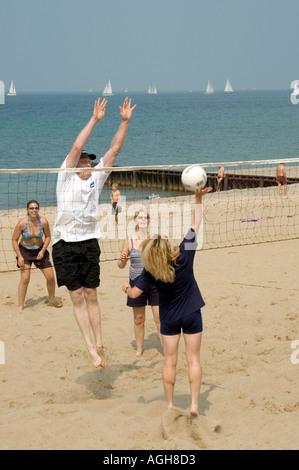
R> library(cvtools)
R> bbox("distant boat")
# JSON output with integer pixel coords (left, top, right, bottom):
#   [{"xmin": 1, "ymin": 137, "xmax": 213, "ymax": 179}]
[
  {"xmin": 148, "ymin": 85, "xmax": 157, "ymax": 95},
  {"xmin": 102, "ymin": 79, "xmax": 113, "ymax": 96},
  {"xmin": 205, "ymin": 80, "xmax": 214, "ymax": 94},
  {"xmin": 7, "ymin": 80, "xmax": 16, "ymax": 96},
  {"xmin": 224, "ymin": 79, "xmax": 233, "ymax": 93},
  {"xmin": 124, "ymin": 88, "xmax": 128, "ymax": 93}
]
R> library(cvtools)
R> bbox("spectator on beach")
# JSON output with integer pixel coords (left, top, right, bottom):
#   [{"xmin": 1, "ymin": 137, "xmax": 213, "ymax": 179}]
[
  {"xmin": 51, "ymin": 97, "xmax": 136, "ymax": 368},
  {"xmin": 118, "ymin": 210, "xmax": 160, "ymax": 356},
  {"xmin": 122, "ymin": 185, "xmax": 212, "ymax": 416},
  {"xmin": 12, "ymin": 200, "xmax": 62, "ymax": 312},
  {"xmin": 110, "ymin": 183, "xmax": 122, "ymax": 225},
  {"xmin": 276, "ymin": 162, "xmax": 287, "ymax": 195},
  {"xmin": 216, "ymin": 165, "xmax": 226, "ymax": 192}
]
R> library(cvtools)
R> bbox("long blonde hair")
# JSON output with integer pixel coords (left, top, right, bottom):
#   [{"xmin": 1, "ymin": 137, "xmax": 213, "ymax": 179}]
[{"xmin": 141, "ymin": 235, "xmax": 180, "ymax": 283}]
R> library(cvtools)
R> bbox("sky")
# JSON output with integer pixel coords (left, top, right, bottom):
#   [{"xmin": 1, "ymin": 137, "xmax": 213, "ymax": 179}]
[{"xmin": 0, "ymin": 0, "xmax": 299, "ymax": 93}]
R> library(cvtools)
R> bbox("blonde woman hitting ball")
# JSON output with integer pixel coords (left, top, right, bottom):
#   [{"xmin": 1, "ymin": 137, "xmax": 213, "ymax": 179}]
[{"xmin": 122, "ymin": 185, "xmax": 212, "ymax": 416}]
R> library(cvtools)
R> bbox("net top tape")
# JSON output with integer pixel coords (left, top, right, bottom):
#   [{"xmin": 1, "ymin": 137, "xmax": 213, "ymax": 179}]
[{"xmin": 0, "ymin": 157, "xmax": 298, "ymax": 174}]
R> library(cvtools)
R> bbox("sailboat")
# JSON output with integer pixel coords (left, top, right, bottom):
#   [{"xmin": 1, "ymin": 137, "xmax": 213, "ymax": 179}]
[
  {"xmin": 224, "ymin": 79, "xmax": 233, "ymax": 93},
  {"xmin": 148, "ymin": 85, "xmax": 157, "ymax": 95},
  {"xmin": 102, "ymin": 79, "xmax": 113, "ymax": 96},
  {"xmin": 205, "ymin": 80, "xmax": 214, "ymax": 94},
  {"xmin": 7, "ymin": 80, "xmax": 16, "ymax": 96}
]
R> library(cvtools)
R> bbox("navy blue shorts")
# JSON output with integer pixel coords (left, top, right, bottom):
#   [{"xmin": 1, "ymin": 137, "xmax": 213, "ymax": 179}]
[
  {"xmin": 127, "ymin": 278, "xmax": 159, "ymax": 308},
  {"xmin": 160, "ymin": 309, "xmax": 203, "ymax": 336},
  {"xmin": 52, "ymin": 238, "xmax": 100, "ymax": 291}
]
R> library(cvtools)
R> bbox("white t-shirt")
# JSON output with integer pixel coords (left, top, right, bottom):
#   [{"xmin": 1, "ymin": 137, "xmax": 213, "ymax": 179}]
[{"xmin": 52, "ymin": 157, "xmax": 110, "ymax": 245}]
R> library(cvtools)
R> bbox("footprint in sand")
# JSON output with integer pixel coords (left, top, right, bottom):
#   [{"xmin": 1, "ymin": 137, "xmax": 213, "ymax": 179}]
[{"xmin": 161, "ymin": 407, "xmax": 222, "ymax": 449}]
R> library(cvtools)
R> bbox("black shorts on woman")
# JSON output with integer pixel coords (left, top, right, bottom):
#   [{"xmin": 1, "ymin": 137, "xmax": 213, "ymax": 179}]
[
  {"xmin": 160, "ymin": 309, "xmax": 203, "ymax": 336},
  {"xmin": 17, "ymin": 243, "xmax": 52, "ymax": 269},
  {"xmin": 127, "ymin": 278, "xmax": 159, "ymax": 308},
  {"xmin": 52, "ymin": 238, "xmax": 100, "ymax": 291}
]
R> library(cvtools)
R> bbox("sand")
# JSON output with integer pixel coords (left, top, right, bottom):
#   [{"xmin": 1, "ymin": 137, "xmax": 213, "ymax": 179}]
[{"xmin": 0, "ymin": 187, "xmax": 298, "ymax": 450}]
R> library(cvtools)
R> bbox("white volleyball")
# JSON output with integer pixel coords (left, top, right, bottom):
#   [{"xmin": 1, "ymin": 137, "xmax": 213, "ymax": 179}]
[{"xmin": 181, "ymin": 165, "xmax": 207, "ymax": 191}]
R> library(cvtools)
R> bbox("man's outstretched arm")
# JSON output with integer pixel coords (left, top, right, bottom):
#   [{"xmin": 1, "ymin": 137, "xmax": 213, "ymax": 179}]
[
  {"xmin": 102, "ymin": 97, "xmax": 136, "ymax": 168},
  {"xmin": 66, "ymin": 98, "xmax": 107, "ymax": 168}
]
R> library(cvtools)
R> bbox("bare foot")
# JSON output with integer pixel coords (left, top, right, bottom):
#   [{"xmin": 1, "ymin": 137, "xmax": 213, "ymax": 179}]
[
  {"xmin": 136, "ymin": 349, "xmax": 143, "ymax": 357},
  {"xmin": 97, "ymin": 346, "xmax": 107, "ymax": 368},
  {"xmin": 190, "ymin": 406, "xmax": 199, "ymax": 418},
  {"xmin": 48, "ymin": 297, "xmax": 63, "ymax": 308},
  {"xmin": 88, "ymin": 345, "xmax": 103, "ymax": 368}
]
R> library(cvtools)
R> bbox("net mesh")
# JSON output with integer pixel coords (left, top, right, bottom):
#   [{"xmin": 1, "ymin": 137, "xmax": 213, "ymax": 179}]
[{"xmin": 1, "ymin": 158, "xmax": 298, "ymax": 273}]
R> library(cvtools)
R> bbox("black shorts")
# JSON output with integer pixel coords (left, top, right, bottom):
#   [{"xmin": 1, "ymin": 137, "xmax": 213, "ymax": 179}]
[
  {"xmin": 112, "ymin": 202, "xmax": 120, "ymax": 214},
  {"xmin": 126, "ymin": 278, "xmax": 159, "ymax": 308},
  {"xmin": 52, "ymin": 238, "xmax": 100, "ymax": 291},
  {"xmin": 160, "ymin": 309, "xmax": 203, "ymax": 336},
  {"xmin": 17, "ymin": 244, "xmax": 52, "ymax": 269}
]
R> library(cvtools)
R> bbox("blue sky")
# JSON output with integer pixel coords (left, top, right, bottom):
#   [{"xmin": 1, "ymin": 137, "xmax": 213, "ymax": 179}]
[{"xmin": 0, "ymin": 0, "xmax": 298, "ymax": 92}]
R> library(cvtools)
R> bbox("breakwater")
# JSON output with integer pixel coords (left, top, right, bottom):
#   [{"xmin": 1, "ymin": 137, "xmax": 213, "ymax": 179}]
[{"xmin": 106, "ymin": 169, "xmax": 299, "ymax": 192}]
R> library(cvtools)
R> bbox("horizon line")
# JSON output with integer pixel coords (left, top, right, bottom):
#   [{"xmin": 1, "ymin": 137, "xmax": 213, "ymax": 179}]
[{"xmin": 3, "ymin": 88, "xmax": 293, "ymax": 94}]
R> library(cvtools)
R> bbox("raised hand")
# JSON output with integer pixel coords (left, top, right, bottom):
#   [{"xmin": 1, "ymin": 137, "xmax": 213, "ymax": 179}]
[
  {"xmin": 195, "ymin": 185, "xmax": 213, "ymax": 197},
  {"xmin": 93, "ymin": 97, "xmax": 107, "ymax": 121},
  {"xmin": 119, "ymin": 97, "xmax": 136, "ymax": 121}
]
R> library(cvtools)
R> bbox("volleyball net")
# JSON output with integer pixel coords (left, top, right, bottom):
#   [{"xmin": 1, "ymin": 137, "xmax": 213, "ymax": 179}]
[{"xmin": 0, "ymin": 158, "xmax": 298, "ymax": 273}]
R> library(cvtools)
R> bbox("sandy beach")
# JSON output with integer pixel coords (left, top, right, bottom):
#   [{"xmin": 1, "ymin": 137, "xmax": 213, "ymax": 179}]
[{"xmin": 0, "ymin": 185, "xmax": 298, "ymax": 450}]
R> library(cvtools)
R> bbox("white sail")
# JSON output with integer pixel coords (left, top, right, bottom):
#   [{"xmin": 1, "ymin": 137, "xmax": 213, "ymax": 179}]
[
  {"xmin": 148, "ymin": 85, "xmax": 157, "ymax": 95},
  {"xmin": 102, "ymin": 79, "xmax": 113, "ymax": 96},
  {"xmin": 224, "ymin": 79, "xmax": 233, "ymax": 93},
  {"xmin": 205, "ymin": 80, "xmax": 214, "ymax": 94},
  {"xmin": 7, "ymin": 80, "xmax": 16, "ymax": 96},
  {"xmin": 291, "ymin": 82, "xmax": 299, "ymax": 95}
]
